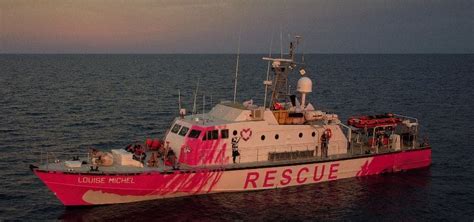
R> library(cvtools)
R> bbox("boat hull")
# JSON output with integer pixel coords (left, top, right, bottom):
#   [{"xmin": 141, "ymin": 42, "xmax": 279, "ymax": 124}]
[{"xmin": 34, "ymin": 148, "xmax": 431, "ymax": 206}]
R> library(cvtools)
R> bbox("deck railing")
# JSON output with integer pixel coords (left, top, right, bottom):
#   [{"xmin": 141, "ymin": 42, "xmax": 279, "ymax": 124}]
[
  {"xmin": 34, "ymin": 151, "xmax": 90, "ymax": 170},
  {"xmin": 34, "ymin": 138, "xmax": 430, "ymax": 170}
]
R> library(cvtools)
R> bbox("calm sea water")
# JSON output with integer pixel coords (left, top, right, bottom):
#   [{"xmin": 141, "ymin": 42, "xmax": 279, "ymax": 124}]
[{"xmin": 0, "ymin": 54, "xmax": 473, "ymax": 220}]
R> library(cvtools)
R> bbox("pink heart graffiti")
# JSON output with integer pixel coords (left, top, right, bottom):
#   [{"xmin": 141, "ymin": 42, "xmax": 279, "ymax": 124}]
[{"xmin": 240, "ymin": 128, "xmax": 252, "ymax": 141}]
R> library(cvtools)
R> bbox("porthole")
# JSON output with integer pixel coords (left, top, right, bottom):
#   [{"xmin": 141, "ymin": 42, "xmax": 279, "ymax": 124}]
[
  {"xmin": 261, "ymin": 135, "xmax": 265, "ymax": 140},
  {"xmin": 312, "ymin": 132, "xmax": 316, "ymax": 137},
  {"xmin": 299, "ymin": 132, "xmax": 303, "ymax": 138},
  {"xmin": 275, "ymin": 134, "xmax": 279, "ymax": 140},
  {"xmin": 233, "ymin": 130, "xmax": 238, "ymax": 136}
]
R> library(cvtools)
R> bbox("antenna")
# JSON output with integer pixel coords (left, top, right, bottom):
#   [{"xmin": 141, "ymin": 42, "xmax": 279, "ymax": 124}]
[
  {"xmin": 192, "ymin": 79, "xmax": 200, "ymax": 114},
  {"xmin": 263, "ymin": 32, "xmax": 274, "ymax": 109},
  {"xmin": 301, "ymin": 38, "xmax": 305, "ymax": 64},
  {"xmin": 202, "ymin": 94, "xmax": 205, "ymax": 116},
  {"xmin": 233, "ymin": 27, "xmax": 241, "ymax": 103},
  {"xmin": 178, "ymin": 89, "xmax": 186, "ymax": 118},
  {"xmin": 279, "ymin": 25, "xmax": 283, "ymax": 58},
  {"xmin": 264, "ymin": 35, "xmax": 299, "ymax": 109},
  {"xmin": 178, "ymin": 89, "xmax": 181, "ymax": 111},
  {"xmin": 288, "ymin": 33, "xmax": 291, "ymax": 56}
]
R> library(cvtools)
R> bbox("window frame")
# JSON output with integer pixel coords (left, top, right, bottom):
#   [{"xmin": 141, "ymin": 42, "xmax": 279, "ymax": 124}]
[
  {"xmin": 171, "ymin": 124, "xmax": 182, "ymax": 134},
  {"xmin": 188, "ymin": 129, "xmax": 201, "ymax": 139},
  {"xmin": 212, "ymin": 130, "xmax": 218, "ymax": 139},
  {"xmin": 221, "ymin": 129, "xmax": 229, "ymax": 139},
  {"xmin": 178, "ymin": 126, "xmax": 190, "ymax": 136},
  {"xmin": 203, "ymin": 129, "xmax": 219, "ymax": 140}
]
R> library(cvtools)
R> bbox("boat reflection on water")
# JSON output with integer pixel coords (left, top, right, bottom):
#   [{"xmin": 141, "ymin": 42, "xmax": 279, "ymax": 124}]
[{"xmin": 58, "ymin": 168, "xmax": 431, "ymax": 221}]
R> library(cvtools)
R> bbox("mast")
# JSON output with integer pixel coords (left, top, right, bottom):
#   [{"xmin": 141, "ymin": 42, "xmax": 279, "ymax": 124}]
[
  {"xmin": 263, "ymin": 33, "xmax": 274, "ymax": 109},
  {"xmin": 178, "ymin": 89, "xmax": 181, "ymax": 111},
  {"xmin": 233, "ymin": 28, "xmax": 241, "ymax": 103},
  {"xmin": 178, "ymin": 89, "xmax": 186, "ymax": 118},
  {"xmin": 192, "ymin": 79, "xmax": 200, "ymax": 114},
  {"xmin": 263, "ymin": 35, "xmax": 303, "ymax": 110}
]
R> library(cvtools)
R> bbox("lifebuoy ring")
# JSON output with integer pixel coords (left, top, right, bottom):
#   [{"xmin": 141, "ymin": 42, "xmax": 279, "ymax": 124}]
[{"xmin": 324, "ymin": 128, "xmax": 332, "ymax": 139}]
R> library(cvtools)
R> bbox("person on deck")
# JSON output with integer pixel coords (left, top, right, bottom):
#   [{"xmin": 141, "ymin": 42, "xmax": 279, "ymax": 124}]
[
  {"xmin": 147, "ymin": 152, "xmax": 158, "ymax": 167},
  {"xmin": 125, "ymin": 144, "xmax": 135, "ymax": 153},
  {"xmin": 90, "ymin": 148, "xmax": 113, "ymax": 167},
  {"xmin": 377, "ymin": 132, "xmax": 384, "ymax": 150},
  {"xmin": 231, "ymin": 137, "xmax": 241, "ymax": 163},
  {"xmin": 167, "ymin": 149, "xmax": 178, "ymax": 170},
  {"xmin": 321, "ymin": 134, "xmax": 328, "ymax": 158},
  {"xmin": 133, "ymin": 145, "xmax": 147, "ymax": 163}
]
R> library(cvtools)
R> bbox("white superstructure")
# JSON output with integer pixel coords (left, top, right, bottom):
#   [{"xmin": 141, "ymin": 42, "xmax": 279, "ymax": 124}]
[{"xmin": 163, "ymin": 36, "xmax": 349, "ymax": 167}]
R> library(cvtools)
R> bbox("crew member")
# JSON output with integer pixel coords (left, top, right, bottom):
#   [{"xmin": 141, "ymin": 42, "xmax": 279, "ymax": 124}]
[
  {"xmin": 133, "ymin": 144, "xmax": 147, "ymax": 163},
  {"xmin": 147, "ymin": 152, "xmax": 158, "ymax": 167},
  {"xmin": 321, "ymin": 133, "xmax": 328, "ymax": 158},
  {"xmin": 377, "ymin": 132, "xmax": 384, "ymax": 150},
  {"xmin": 167, "ymin": 149, "xmax": 178, "ymax": 170},
  {"xmin": 125, "ymin": 144, "xmax": 135, "ymax": 153},
  {"xmin": 90, "ymin": 148, "xmax": 114, "ymax": 167},
  {"xmin": 231, "ymin": 137, "xmax": 241, "ymax": 163}
]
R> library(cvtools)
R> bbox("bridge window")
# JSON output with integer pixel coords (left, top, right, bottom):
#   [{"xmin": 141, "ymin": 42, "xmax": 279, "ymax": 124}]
[
  {"xmin": 203, "ymin": 130, "xmax": 219, "ymax": 140},
  {"xmin": 275, "ymin": 134, "xmax": 279, "ymax": 140},
  {"xmin": 212, "ymin": 130, "xmax": 218, "ymax": 139},
  {"xmin": 261, "ymin": 135, "xmax": 266, "ymax": 140},
  {"xmin": 312, "ymin": 132, "xmax": 316, "ymax": 137},
  {"xmin": 188, "ymin": 129, "xmax": 201, "ymax": 138},
  {"xmin": 221, "ymin": 129, "xmax": 229, "ymax": 139},
  {"xmin": 299, "ymin": 132, "xmax": 303, "ymax": 138},
  {"xmin": 178, "ymin": 126, "xmax": 189, "ymax": 136},
  {"xmin": 233, "ymin": 130, "xmax": 238, "ymax": 136},
  {"xmin": 171, "ymin": 124, "xmax": 181, "ymax": 134}
]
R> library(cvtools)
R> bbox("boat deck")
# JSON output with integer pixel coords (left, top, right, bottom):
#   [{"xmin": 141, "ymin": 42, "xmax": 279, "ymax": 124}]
[{"xmin": 36, "ymin": 144, "xmax": 429, "ymax": 175}]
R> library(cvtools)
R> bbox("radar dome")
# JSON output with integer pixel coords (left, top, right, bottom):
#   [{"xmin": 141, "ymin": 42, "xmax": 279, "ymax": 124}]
[{"xmin": 297, "ymin": 77, "xmax": 312, "ymax": 93}]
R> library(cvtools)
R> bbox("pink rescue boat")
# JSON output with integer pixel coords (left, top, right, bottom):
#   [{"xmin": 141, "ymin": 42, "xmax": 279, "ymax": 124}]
[{"xmin": 31, "ymin": 36, "xmax": 431, "ymax": 206}]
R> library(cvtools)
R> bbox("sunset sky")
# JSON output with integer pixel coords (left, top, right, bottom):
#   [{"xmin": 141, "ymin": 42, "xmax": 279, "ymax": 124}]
[{"xmin": 1, "ymin": 0, "xmax": 473, "ymax": 53}]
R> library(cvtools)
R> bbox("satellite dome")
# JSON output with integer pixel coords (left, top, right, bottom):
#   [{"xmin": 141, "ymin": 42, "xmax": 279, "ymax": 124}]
[{"xmin": 297, "ymin": 77, "xmax": 312, "ymax": 93}]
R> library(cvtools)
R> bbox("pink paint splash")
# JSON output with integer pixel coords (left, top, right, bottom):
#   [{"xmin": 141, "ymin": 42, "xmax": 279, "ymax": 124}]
[
  {"xmin": 149, "ymin": 169, "xmax": 225, "ymax": 196},
  {"xmin": 178, "ymin": 125, "xmax": 229, "ymax": 166},
  {"xmin": 35, "ymin": 167, "xmax": 226, "ymax": 206},
  {"xmin": 356, "ymin": 149, "xmax": 431, "ymax": 177}
]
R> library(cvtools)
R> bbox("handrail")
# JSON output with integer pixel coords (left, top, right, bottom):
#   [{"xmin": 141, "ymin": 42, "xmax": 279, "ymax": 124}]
[
  {"xmin": 37, "ymin": 151, "xmax": 91, "ymax": 169},
  {"xmin": 338, "ymin": 122, "xmax": 352, "ymax": 154},
  {"xmin": 238, "ymin": 143, "xmax": 319, "ymax": 163},
  {"xmin": 393, "ymin": 113, "xmax": 418, "ymax": 124},
  {"xmin": 393, "ymin": 114, "xmax": 419, "ymax": 149},
  {"xmin": 35, "ymin": 137, "xmax": 429, "ymax": 169}
]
